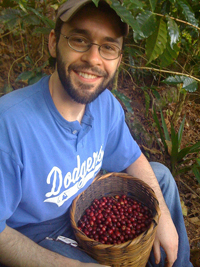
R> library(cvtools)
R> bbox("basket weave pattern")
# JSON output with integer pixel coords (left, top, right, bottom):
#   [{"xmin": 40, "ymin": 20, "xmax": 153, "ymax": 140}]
[{"xmin": 70, "ymin": 172, "xmax": 161, "ymax": 267}]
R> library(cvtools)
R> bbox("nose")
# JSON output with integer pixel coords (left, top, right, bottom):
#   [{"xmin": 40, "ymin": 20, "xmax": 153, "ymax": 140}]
[{"xmin": 81, "ymin": 44, "xmax": 103, "ymax": 66}]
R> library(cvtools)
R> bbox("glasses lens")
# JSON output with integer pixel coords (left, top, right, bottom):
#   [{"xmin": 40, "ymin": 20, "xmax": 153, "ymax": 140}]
[
  {"xmin": 68, "ymin": 35, "xmax": 90, "ymax": 52},
  {"xmin": 100, "ymin": 44, "xmax": 120, "ymax": 60},
  {"xmin": 67, "ymin": 35, "xmax": 121, "ymax": 60}
]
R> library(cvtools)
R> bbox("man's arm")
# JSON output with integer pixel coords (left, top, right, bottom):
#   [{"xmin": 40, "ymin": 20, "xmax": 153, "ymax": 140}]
[
  {"xmin": 126, "ymin": 153, "xmax": 178, "ymax": 267},
  {"xmin": 0, "ymin": 225, "xmax": 108, "ymax": 267}
]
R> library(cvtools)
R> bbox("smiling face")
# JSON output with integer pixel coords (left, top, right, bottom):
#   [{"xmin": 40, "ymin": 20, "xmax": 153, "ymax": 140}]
[{"xmin": 49, "ymin": 4, "xmax": 123, "ymax": 104}]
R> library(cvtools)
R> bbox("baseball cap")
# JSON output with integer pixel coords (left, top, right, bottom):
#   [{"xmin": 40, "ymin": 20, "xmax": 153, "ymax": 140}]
[{"xmin": 56, "ymin": 0, "xmax": 129, "ymax": 36}]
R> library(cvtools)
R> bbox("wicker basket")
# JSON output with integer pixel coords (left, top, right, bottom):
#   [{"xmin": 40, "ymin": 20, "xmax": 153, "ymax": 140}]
[{"xmin": 70, "ymin": 172, "xmax": 161, "ymax": 267}]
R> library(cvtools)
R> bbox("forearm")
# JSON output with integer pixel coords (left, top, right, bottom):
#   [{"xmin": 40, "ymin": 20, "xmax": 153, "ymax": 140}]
[
  {"xmin": 0, "ymin": 225, "xmax": 80, "ymax": 267},
  {"xmin": 126, "ymin": 154, "xmax": 179, "ymax": 266},
  {"xmin": 126, "ymin": 153, "xmax": 169, "ymax": 213}
]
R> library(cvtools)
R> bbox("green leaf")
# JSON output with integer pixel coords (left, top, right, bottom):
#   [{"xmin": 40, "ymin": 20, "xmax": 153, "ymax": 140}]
[
  {"xmin": 162, "ymin": 76, "xmax": 198, "ymax": 92},
  {"xmin": 16, "ymin": 71, "xmax": 34, "ymax": 82},
  {"xmin": 159, "ymin": 39, "xmax": 180, "ymax": 67},
  {"xmin": 0, "ymin": 9, "xmax": 21, "ymax": 21},
  {"xmin": 0, "ymin": 9, "xmax": 22, "ymax": 29},
  {"xmin": 28, "ymin": 73, "xmax": 47, "ymax": 85},
  {"xmin": 192, "ymin": 166, "xmax": 200, "ymax": 184},
  {"xmin": 144, "ymin": 91, "xmax": 150, "ymax": 116},
  {"xmin": 136, "ymin": 11, "xmax": 156, "ymax": 38},
  {"xmin": 25, "ymin": 55, "xmax": 34, "ymax": 65},
  {"xmin": 182, "ymin": 77, "xmax": 198, "ymax": 92},
  {"xmin": 153, "ymin": 90, "xmax": 160, "ymax": 99},
  {"xmin": 23, "ymin": 14, "xmax": 41, "ymax": 25},
  {"xmin": 18, "ymin": 1, "xmax": 28, "ymax": 13},
  {"xmin": 92, "ymin": 0, "xmax": 100, "ymax": 7},
  {"xmin": 177, "ymin": 141, "xmax": 200, "ymax": 162},
  {"xmin": 196, "ymin": 158, "xmax": 200, "ymax": 167},
  {"xmin": 146, "ymin": 18, "xmax": 167, "ymax": 64},
  {"xmin": 160, "ymin": 110, "xmax": 170, "ymax": 141},
  {"xmin": 128, "ymin": 53, "xmax": 136, "ymax": 75},
  {"xmin": 3, "ymin": 84, "xmax": 13, "ymax": 94},
  {"xmin": 178, "ymin": 114, "xmax": 186, "ymax": 149},
  {"xmin": 171, "ymin": 124, "xmax": 179, "ymax": 172},
  {"xmin": 166, "ymin": 16, "xmax": 180, "ymax": 49},
  {"xmin": 187, "ymin": 141, "xmax": 200, "ymax": 153},
  {"xmin": 110, "ymin": 0, "xmax": 141, "ymax": 34},
  {"xmin": 27, "ymin": 7, "xmax": 55, "ymax": 28},
  {"xmin": 124, "ymin": 0, "xmax": 144, "ymax": 10},
  {"xmin": 162, "ymin": 75, "xmax": 183, "ymax": 85},
  {"xmin": 177, "ymin": 147, "xmax": 192, "ymax": 162},
  {"xmin": 149, "ymin": 0, "xmax": 157, "ymax": 12},
  {"xmin": 112, "ymin": 90, "xmax": 133, "ymax": 113},
  {"xmin": 152, "ymin": 108, "xmax": 168, "ymax": 153},
  {"xmin": 177, "ymin": 0, "xmax": 198, "ymax": 27},
  {"xmin": 33, "ymin": 27, "xmax": 52, "ymax": 35}
]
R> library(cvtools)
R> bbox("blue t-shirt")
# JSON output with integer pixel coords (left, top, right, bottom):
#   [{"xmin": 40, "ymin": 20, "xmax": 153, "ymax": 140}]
[{"xmin": 0, "ymin": 76, "xmax": 141, "ymax": 236}]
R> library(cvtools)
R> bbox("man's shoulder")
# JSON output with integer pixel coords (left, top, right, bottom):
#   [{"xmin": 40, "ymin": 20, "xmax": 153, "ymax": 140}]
[
  {"xmin": 96, "ymin": 89, "xmax": 121, "ymax": 107},
  {"xmin": 0, "ymin": 76, "xmax": 49, "ymax": 117},
  {"xmin": 93, "ymin": 89, "xmax": 123, "ymax": 114}
]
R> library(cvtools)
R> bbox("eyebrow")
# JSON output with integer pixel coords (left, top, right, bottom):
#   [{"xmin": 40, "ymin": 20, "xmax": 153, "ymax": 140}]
[{"xmin": 67, "ymin": 28, "xmax": 121, "ymax": 46}]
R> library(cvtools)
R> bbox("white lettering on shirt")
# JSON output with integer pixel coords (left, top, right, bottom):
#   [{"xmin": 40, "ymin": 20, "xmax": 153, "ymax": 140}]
[{"xmin": 44, "ymin": 146, "xmax": 104, "ymax": 207}]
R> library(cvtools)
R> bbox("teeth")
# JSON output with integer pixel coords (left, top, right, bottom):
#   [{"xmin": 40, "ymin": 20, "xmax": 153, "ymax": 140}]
[{"xmin": 78, "ymin": 72, "xmax": 97, "ymax": 79}]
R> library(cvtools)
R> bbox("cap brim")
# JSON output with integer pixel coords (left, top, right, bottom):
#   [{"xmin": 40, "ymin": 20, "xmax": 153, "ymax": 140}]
[
  {"xmin": 57, "ymin": 0, "xmax": 92, "ymax": 22},
  {"xmin": 56, "ymin": 0, "xmax": 129, "ymax": 36}
]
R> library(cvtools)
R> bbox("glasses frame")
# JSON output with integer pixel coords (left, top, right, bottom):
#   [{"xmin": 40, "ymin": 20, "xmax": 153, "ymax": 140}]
[{"xmin": 60, "ymin": 33, "xmax": 122, "ymax": 61}]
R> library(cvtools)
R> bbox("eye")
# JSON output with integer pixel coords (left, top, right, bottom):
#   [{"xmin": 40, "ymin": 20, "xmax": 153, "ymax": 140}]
[
  {"xmin": 102, "ymin": 44, "xmax": 118, "ymax": 53},
  {"xmin": 70, "ymin": 36, "xmax": 89, "ymax": 45},
  {"xmin": 104, "ymin": 44, "xmax": 115, "ymax": 51}
]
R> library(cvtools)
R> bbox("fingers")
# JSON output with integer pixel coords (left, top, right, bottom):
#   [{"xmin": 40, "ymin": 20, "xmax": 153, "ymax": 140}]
[
  {"xmin": 153, "ymin": 238, "xmax": 161, "ymax": 265},
  {"xmin": 165, "ymin": 246, "xmax": 178, "ymax": 267}
]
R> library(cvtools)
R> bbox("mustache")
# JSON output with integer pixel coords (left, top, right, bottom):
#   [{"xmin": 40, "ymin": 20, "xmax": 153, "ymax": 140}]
[{"xmin": 68, "ymin": 63, "xmax": 107, "ymax": 77}]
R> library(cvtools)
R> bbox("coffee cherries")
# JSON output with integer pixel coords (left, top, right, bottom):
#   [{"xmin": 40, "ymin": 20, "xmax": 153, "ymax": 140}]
[{"xmin": 78, "ymin": 195, "xmax": 153, "ymax": 245}]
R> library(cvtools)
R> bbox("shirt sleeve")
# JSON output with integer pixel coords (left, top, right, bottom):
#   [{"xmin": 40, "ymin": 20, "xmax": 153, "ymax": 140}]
[
  {"xmin": 0, "ymin": 149, "xmax": 22, "ymax": 233},
  {"xmin": 102, "ymin": 97, "xmax": 141, "ymax": 172}
]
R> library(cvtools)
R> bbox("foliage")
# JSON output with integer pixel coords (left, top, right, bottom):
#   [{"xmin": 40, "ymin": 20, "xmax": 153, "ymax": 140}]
[
  {"xmin": 101, "ymin": 0, "xmax": 200, "ymax": 93},
  {"xmin": 103, "ymin": 0, "xmax": 200, "ymax": 179},
  {"xmin": 162, "ymin": 75, "xmax": 198, "ymax": 92},
  {"xmin": 140, "ymin": 86, "xmax": 161, "ymax": 116},
  {"xmin": 112, "ymin": 90, "xmax": 133, "ymax": 113},
  {"xmin": 1, "ymin": 0, "xmax": 199, "ymax": 91},
  {"xmin": 153, "ymin": 108, "xmax": 200, "ymax": 184},
  {"xmin": 0, "ymin": 0, "xmax": 56, "ymax": 88},
  {"xmin": 0, "ymin": 0, "xmax": 55, "ymax": 31}
]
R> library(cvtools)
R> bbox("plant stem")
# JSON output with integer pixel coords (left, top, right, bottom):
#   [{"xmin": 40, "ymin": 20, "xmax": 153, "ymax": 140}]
[
  {"xmin": 154, "ymin": 13, "xmax": 200, "ymax": 32},
  {"xmin": 112, "ymin": 69, "xmax": 119, "ymax": 91},
  {"xmin": 171, "ymin": 86, "xmax": 187, "ymax": 126},
  {"xmin": 8, "ymin": 54, "xmax": 28, "ymax": 87},
  {"xmin": 122, "ymin": 62, "xmax": 200, "ymax": 83}
]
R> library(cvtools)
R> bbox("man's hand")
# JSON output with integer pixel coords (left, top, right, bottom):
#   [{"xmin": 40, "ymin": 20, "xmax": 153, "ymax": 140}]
[{"xmin": 153, "ymin": 211, "xmax": 178, "ymax": 267}]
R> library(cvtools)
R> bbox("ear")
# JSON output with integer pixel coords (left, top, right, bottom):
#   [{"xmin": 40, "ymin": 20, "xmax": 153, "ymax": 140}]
[{"xmin": 48, "ymin": 29, "xmax": 57, "ymax": 58}]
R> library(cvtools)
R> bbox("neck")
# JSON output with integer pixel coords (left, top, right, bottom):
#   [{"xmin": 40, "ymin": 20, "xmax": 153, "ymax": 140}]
[{"xmin": 49, "ymin": 73, "xmax": 86, "ymax": 123}]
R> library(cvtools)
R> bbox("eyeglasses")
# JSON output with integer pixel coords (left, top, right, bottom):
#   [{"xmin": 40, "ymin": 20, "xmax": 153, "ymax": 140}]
[{"xmin": 60, "ymin": 34, "xmax": 122, "ymax": 60}]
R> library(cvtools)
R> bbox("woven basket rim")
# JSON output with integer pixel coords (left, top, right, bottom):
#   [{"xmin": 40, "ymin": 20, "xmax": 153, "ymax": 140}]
[{"xmin": 70, "ymin": 172, "xmax": 161, "ymax": 248}]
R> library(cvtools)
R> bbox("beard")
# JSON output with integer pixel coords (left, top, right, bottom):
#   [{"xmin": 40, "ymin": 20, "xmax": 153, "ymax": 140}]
[{"xmin": 56, "ymin": 47, "xmax": 116, "ymax": 104}]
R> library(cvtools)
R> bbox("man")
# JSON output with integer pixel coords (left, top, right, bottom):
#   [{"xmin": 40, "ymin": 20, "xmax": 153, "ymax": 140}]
[{"xmin": 0, "ymin": 0, "xmax": 193, "ymax": 266}]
